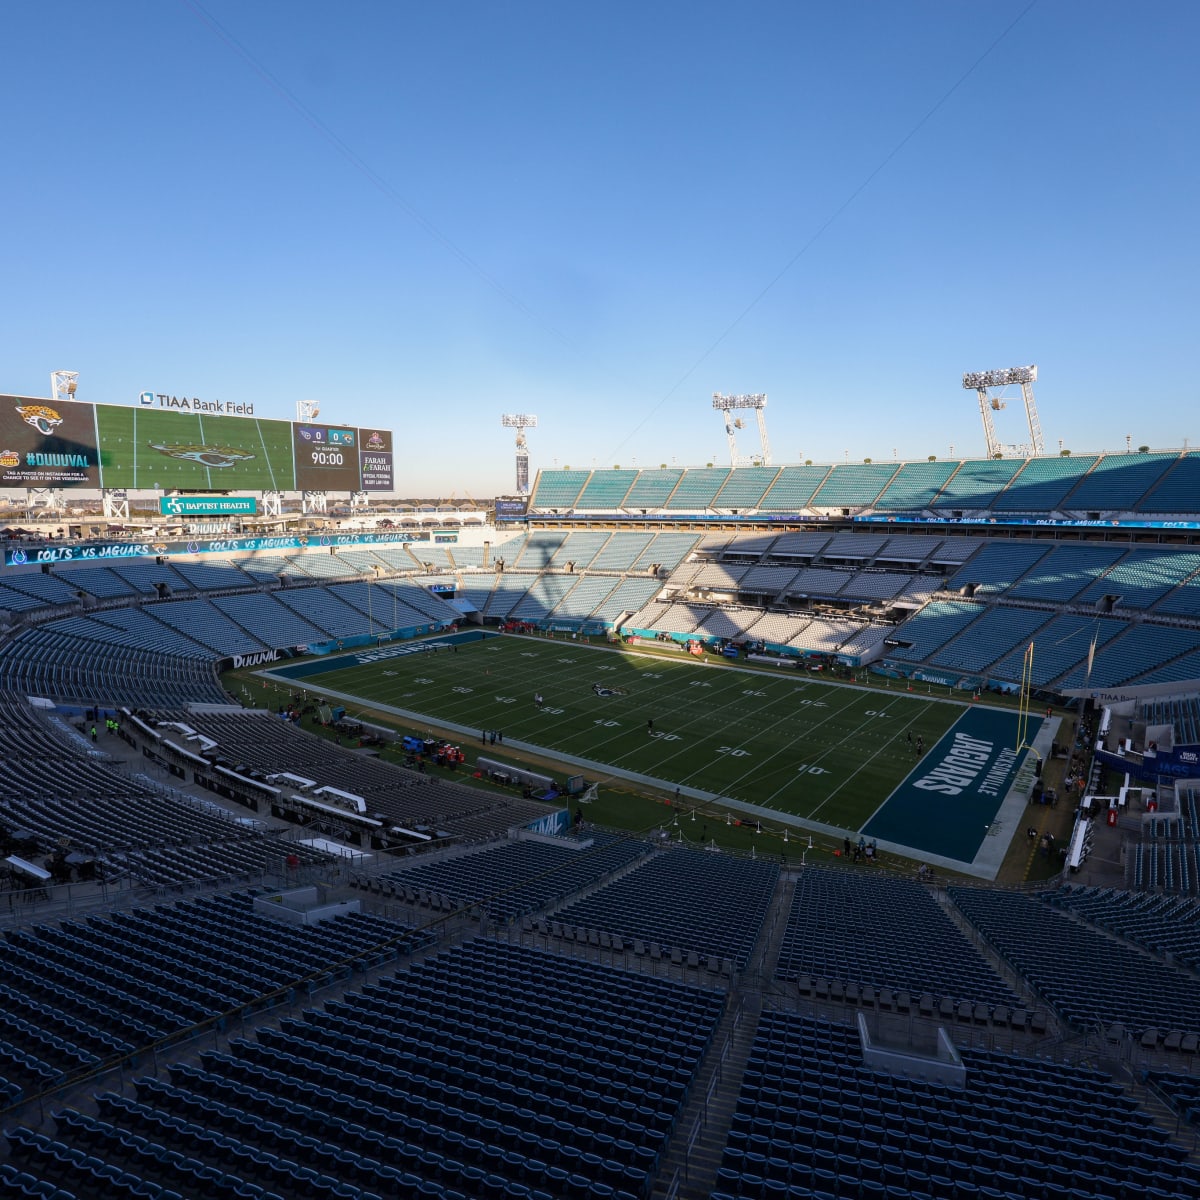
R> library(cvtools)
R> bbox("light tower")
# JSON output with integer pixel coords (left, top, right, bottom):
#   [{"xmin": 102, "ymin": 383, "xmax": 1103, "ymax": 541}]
[
  {"xmin": 295, "ymin": 399, "xmax": 321, "ymax": 423},
  {"xmin": 501, "ymin": 413, "xmax": 538, "ymax": 496},
  {"xmin": 50, "ymin": 371, "xmax": 79, "ymax": 403},
  {"xmin": 962, "ymin": 365, "xmax": 1043, "ymax": 458},
  {"xmin": 712, "ymin": 393, "xmax": 772, "ymax": 467}
]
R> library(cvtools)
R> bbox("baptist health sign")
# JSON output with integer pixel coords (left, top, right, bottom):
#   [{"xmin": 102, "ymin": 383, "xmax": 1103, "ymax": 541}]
[{"xmin": 159, "ymin": 496, "xmax": 258, "ymax": 517}]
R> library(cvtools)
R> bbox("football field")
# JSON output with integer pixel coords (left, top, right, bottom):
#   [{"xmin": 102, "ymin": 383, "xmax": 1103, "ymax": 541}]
[{"xmin": 264, "ymin": 633, "xmax": 1036, "ymax": 865}]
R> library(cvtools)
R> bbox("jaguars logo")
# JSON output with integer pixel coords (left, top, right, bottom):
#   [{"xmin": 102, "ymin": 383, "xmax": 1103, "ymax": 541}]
[
  {"xmin": 149, "ymin": 443, "xmax": 256, "ymax": 468},
  {"xmin": 16, "ymin": 405, "xmax": 64, "ymax": 435}
]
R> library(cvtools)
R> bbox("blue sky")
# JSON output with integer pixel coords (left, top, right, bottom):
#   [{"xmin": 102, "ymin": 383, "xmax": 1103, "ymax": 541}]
[{"xmin": 2, "ymin": 2, "xmax": 1196, "ymax": 496}]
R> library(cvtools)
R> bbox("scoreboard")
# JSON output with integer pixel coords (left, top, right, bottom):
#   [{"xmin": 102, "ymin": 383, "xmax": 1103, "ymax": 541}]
[
  {"xmin": 0, "ymin": 395, "xmax": 393, "ymax": 492},
  {"xmin": 293, "ymin": 423, "xmax": 362, "ymax": 491}
]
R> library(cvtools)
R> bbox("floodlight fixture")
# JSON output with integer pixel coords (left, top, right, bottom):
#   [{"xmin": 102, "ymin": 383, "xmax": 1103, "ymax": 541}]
[
  {"xmin": 50, "ymin": 370, "xmax": 79, "ymax": 403},
  {"xmin": 296, "ymin": 399, "xmax": 321, "ymax": 423},
  {"xmin": 501, "ymin": 413, "xmax": 538, "ymax": 428},
  {"xmin": 961, "ymin": 365, "xmax": 1037, "ymax": 391},
  {"xmin": 712, "ymin": 392, "xmax": 767, "ymax": 411}
]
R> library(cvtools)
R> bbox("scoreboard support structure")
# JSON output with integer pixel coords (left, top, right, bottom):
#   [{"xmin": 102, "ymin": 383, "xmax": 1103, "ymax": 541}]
[
  {"xmin": 302, "ymin": 491, "xmax": 327, "ymax": 515},
  {"xmin": 350, "ymin": 491, "xmax": 369, "ymax": 510},
  {"xmin": 25, "ymin": 488, "xmax": 64, "ymax": 513},
  {"xmin": 262, "ymin": 491, "xmax": 284, "ymax": 519},
  {"xmin": 102, "ymin": 490, "xmax": 130, "ymax": 520}
]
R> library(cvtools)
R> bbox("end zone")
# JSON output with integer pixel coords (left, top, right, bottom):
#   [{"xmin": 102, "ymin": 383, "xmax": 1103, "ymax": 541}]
[{"xmin": 862, "ymin": 706, "xmax": 1049, "ymax": 876}]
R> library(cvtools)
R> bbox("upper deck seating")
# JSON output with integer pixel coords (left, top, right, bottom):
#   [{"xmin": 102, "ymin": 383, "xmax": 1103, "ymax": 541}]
[
  {"xmin": 712, "ymin": 466, "xmax": 781, "ymax": 509},
  {"xmin": 810, "ymin": 463, "xmax": 899, "ymax": 508},
  {"xmin": 872, "ymin": 459, "xmax": 959, "ymax": 510},
  {"xmin": 530, "ymin": 468, "xmax": 590, "ymax": 509},
  {"xmin": 992, "ymin": 454, "xmax": 1098, "ymax": 511},
  {"xmin": 931, "ymin": 458, "xmax": 1025, "ymax": 509},
  {"xmin": 286, "ymin": 552, "xmax": 360, "ymax": 580},
  {"xmin": 839, "ymin": 571, "xmax": 911, "ymax": 602},
  {"xmin": 1136, "ymin": 452, "xmax": 1200, "ymax": 513},
  {"xmin": 574, "ymin": 469, "xmax": 638, "ymax": 508},
  {"xmin": 617, "ymin": 468, "xmax": 682, "ymax": 510},
  {"xmin": 1062, "ymin": 450, "xmax": 1177, "ymax": 510},
  {"xmin": 758, "ymin": 465, "xmax": 831, "ymax": 510},
  {"xmin": 686, "ymin": 562, "xmax": 749, "ymax": 591},
  {"xmin": 665, "ymin": 467, "xmax": 730, "ymax": 509}
]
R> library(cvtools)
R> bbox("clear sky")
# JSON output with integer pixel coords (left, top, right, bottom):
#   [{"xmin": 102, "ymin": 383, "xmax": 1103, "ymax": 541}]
[{"xmin": 2, "ymin": 2, "xmax": 1197, "ymax": 496}]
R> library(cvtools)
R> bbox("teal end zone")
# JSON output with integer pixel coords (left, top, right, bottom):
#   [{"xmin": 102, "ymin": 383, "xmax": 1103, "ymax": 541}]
[
  {"xmin": 863, "ymin": 706, "xmax": 1037, "ymax": 864},
  {"xmin": 266, "ymin": 629, "xmax": 497, "ymax": 682}
]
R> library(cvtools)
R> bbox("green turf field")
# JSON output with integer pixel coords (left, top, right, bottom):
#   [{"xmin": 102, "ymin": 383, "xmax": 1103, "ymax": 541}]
[
  {"xmin": 96, "ymin": 406, "xmax": 297, "ymax": 490},
  {"xmin": 270, "ymin": 633, "xmax": 976, "ymax": 837}
]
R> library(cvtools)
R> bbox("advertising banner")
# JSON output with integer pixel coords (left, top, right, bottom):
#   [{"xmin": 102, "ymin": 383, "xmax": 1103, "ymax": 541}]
[
  {"xmin": 2, "ymin": 529, "xmax": 422, "ymax": 567},
  {"xmin": 159, "ymin": 496, "xmax": 258, "ymax": 516},
  {"xmin": 358, "ymin": 428, "xmax": 394, "ymax": 491}
]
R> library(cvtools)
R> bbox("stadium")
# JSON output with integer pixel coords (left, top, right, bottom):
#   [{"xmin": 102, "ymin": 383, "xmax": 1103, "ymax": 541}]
[{"xmin": 3, "ymin": 377, "xmax": 1200, "ymax": 1200}]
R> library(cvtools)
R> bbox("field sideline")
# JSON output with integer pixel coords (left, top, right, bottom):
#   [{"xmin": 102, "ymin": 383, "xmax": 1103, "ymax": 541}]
[{"xmin": 261, "ymin": 632, "xmax": 1019, "ymax": 850}]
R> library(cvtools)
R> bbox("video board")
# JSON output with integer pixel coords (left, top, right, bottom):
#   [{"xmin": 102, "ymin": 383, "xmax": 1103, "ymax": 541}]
[
  {"xmin": 293, "ymin": 423, "xmax": 362, "ymax": 491},
  {"xmin": 96, "ymin": 404, "xmax": 298, "ymax": 490},
  {"xmin": 0, "ymin": 395, "xmax": 393, "ymax": 492},
  {"xmin": 0, "ymin": 395, "xmax": 102, "ymax": 487},
  {"xmin": 357, "ymin": 428, "xmax": 394, "ymax": 491}
]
